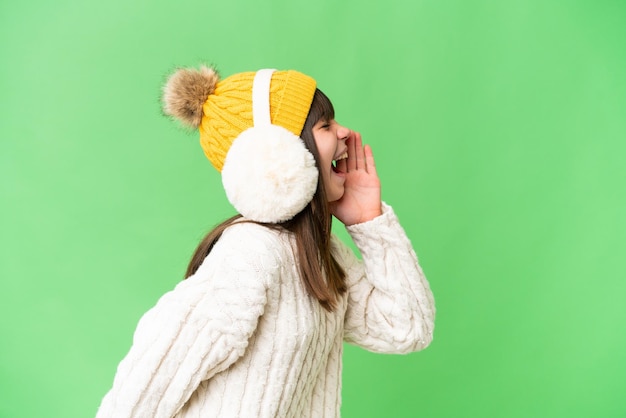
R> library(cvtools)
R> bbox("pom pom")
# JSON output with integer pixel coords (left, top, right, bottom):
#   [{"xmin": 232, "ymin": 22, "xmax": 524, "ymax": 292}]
[
  {"xmin": 162, "ymin": 65, "xmax": 219, "ymax": 128},
  {"xmin": 222, "ymin": 125, "xmax": 319, "ymax": 223}
]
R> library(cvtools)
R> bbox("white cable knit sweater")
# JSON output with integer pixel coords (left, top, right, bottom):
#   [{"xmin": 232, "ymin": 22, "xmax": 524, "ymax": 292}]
[{"xmin": 96, "ymin": 203, "xmax": 435, "ymax": 418}]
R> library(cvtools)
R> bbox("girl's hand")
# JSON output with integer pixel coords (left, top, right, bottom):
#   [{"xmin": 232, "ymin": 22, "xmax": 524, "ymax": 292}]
[{"xmin": 330, "ymin": 131, "xmax": 382, "ymax": 226}]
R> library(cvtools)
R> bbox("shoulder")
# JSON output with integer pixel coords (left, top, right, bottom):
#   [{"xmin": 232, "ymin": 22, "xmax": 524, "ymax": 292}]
[
  {"xmin": 198, "ymin": 221, "xmax": 290, "ymax": 279},
  {"xmin": 219, "ymin": 220, "xmax": 287, "ymax": 251}
]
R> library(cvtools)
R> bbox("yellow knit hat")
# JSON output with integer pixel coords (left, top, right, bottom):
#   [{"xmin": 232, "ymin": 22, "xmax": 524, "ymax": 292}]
[
  {"xmin": 200, "ymin": 70, "xmax": 316, "ymax": 171},
  {"xmin": 162, "ymin": 66, "xmax": 320, "ymax": 222},
  {"xmin": 162, "ymin": 66, "xmax": 315, "ymax": 172}
]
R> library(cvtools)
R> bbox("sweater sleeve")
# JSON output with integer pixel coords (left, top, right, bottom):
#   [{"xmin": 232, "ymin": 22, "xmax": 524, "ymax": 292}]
[
  {"xmin": 339, "ymin": 203, "xmax": 435, "ymax": 354},
  {"xmin": 95, "ymin": 223, "xmax": 280, "ymax": 418}
]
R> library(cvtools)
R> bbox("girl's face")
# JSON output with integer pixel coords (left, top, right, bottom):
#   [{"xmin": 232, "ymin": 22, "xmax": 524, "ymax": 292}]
[{"xmin": 312, "ymin": 119, "xmax": 351, "ymax": 202}]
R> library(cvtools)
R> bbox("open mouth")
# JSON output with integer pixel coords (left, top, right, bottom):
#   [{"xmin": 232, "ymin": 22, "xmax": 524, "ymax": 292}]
[{"xmin": 332, "ymin": 151, "xmax": 348, "ymax": 173}]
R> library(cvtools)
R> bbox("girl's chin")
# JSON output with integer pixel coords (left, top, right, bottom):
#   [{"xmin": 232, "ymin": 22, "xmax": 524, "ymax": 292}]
[
  {"xmin": 327, "ymin": 191, "xmax": 344, "ymax": 203},
  {"xmin": 326, "ymin": 171, "xmax": 346, "ymax": 201},
  {"xmin": 327, "ymin": 185, "xmax": 345, "ymax": 202}
]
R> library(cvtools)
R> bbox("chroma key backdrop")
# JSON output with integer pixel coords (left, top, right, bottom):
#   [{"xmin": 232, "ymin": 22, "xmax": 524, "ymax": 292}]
[{"xmin": 1, "ymin": 0, "xmax": 625, "ymax": 417}]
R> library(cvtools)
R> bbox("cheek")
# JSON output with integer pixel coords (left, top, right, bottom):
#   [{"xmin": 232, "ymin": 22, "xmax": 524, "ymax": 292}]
[
  {"xmin": 312, "ymin": 131, "xmax": 336, "ymax": 170},
  {"xmin": 320, "ymin": 141, "xmax": 335, "ymax": 165}
]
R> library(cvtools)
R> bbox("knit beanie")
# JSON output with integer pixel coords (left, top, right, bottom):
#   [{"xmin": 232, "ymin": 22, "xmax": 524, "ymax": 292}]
[{"xmin": 162, "ymin": 66, "xmax": 319, "ymax": 223}]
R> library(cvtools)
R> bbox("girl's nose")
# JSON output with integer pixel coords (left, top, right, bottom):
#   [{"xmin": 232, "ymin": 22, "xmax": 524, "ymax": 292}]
[{"xmin": 337, "ymin": 125, "xmax": 351, "ymax": 141}]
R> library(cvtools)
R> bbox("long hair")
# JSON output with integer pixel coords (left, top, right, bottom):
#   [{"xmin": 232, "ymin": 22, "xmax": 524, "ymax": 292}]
[{"xmin": 185, "ymin": 89, "xmax": 346, "ymax": 311}]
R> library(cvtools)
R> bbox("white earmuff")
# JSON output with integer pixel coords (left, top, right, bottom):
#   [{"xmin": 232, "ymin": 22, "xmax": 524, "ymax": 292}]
[{"xmin": 221, "ymin": 69, "xmax": 319, "ymax": 223}]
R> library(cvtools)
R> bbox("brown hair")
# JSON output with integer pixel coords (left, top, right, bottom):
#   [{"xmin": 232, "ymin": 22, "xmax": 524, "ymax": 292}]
[{"xmin": 185, "ymin": 89, "xmax": 346, "ymax": 311}]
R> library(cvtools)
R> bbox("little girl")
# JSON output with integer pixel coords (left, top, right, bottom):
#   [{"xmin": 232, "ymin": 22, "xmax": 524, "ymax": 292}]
[{"xmin": 95, "ymin": 65, "xmax": 435, "ymax": 417}]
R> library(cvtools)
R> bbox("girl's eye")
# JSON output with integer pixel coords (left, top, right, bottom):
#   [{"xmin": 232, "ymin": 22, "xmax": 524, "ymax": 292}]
[
  {"xmin": 316, "ymin": 119, "xmax": 333, "ymax": 130},
  {"xmin": 321, "ymin": 120, "xmax": 333, "ymax": 129}
]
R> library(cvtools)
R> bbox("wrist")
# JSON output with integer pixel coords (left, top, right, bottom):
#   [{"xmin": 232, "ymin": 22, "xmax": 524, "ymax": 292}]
[{"xmin": 346, "ymin": 205, "xmax": 383, "ymax": 226}]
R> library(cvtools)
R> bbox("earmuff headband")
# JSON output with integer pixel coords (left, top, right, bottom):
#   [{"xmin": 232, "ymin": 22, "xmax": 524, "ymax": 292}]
[{"xmin": 252, "ymin": 69, "xmax": 276, "ymax": 127}]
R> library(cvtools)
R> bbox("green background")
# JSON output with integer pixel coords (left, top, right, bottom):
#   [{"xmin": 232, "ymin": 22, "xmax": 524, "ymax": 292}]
[{"xmin": 2, "ymin": 0, "xmax": 625, "ymax": 417}]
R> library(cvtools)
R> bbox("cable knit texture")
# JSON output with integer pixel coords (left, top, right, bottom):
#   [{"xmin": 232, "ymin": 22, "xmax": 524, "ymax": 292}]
[{"xmin": 96, "ymin": 203, "xmax": 435, "ymax": 418}]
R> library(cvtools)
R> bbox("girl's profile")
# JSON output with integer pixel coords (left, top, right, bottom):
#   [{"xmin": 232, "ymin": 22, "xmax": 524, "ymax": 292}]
[{"xmin": 95, "ymin": 65, "xmax": 435, "ymax": 418}]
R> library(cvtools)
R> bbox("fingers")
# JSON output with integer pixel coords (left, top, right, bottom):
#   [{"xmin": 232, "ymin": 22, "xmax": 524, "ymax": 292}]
[
  {"xmin": 346, "ymin": 132, "xmax": 376, "ymax": 173},
  {"xmin": 354, "ymin": 132, "xmax": 365, "ymax": 170},
  {"xmin": 364, "ymin": 144, "xmax": 377, "ymax": 176},
  {"xmin": 347, "ymin": 131, "xmax": 367, "ymax": 172},
  {"xmin": 347, "ymin": 132, "xmax": 357, "ymax": 172}
]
